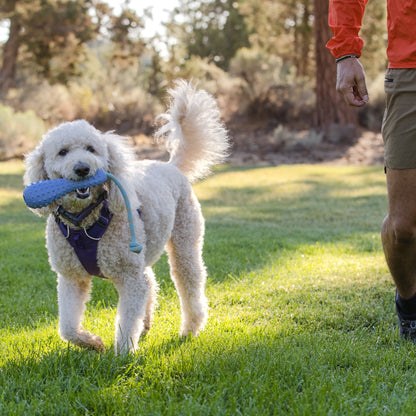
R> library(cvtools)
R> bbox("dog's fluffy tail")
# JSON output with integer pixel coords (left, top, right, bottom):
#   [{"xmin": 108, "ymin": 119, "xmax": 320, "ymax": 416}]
[{"xmin": 155, "ymin": 80, "xmax": 230, "ymax": 183}]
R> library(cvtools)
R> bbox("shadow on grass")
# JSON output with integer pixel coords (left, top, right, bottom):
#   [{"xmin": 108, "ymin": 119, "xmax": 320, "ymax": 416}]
[
  {"xmin": 0, "ymin": 316, "xmax": 410, "ymax": 415},
  {"xmin": 200, "ymin": 165, "xmax": 387, "ymax": 283}
]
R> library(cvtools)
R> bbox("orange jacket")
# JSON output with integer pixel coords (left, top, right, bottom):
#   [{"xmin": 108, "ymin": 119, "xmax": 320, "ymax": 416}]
[{"xmin": 327, "ymin": 0, "xmax": 416, "ymax": 68}]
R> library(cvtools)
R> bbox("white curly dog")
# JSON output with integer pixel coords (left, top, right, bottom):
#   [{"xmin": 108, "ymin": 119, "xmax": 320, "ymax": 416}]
[{"xmin": 24, "ymin": 81, "xmax": 229, "ymax": 354}]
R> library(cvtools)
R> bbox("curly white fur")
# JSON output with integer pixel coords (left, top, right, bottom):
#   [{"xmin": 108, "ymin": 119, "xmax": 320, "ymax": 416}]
[
  {"xmin": 155, "ymin": 80, "xmax": 229, "ymax": 183},
  {"xmin": 24, "ymin": 80, "xmax": 229, "ymax": 354}
]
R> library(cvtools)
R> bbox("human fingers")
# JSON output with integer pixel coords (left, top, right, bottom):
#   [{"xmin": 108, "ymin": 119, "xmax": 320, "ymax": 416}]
[
  {"xmin": 336, "ymin": 58, "xmax": 369, "ymax": 107},
  {"xmin": 355, "ymin": 76, "xmax": 369, "ymax": 104}
]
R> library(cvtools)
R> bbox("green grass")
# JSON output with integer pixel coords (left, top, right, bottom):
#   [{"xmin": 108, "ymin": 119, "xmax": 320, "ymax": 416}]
[{"xmin": 1, "ymin": 160, "xmax": 414, "ymax": 415}]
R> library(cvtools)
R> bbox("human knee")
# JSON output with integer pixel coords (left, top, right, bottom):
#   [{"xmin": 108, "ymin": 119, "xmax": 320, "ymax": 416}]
[{"xmin": 386, "ymin": 215, "xmax": 416, "ymax": 245}]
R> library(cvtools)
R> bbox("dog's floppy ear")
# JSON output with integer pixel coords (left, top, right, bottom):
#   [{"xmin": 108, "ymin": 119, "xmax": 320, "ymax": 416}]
[
  {"xmin": 104, "ymin": 132, "xmax": 138, "ymax": 213},
  {"xmin": 23, "ymin": 143, "xmax": 54, "ymax": 216},
  {"xmin": 105, "ymin": 133, "xmax": 135, "ymax": 177},
  {"xmin": 24, "ymin": 143, "xmax": 48, "ymax": 184}
]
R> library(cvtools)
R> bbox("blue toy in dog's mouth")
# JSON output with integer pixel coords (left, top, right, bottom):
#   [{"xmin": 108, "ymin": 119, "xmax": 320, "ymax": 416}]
[
  {"xmin": 23, "ymin": 169, "xmax": 108, "ymax": 208},
  {"xmin": 23, "ymin": 168, "xmax": 142, "ymax": 254}
]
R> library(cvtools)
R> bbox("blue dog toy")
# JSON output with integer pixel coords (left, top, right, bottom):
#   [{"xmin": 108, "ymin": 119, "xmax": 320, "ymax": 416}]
[
  {"xmin": 23, "ymin": 169, "xmax": 142, "ymax": 254},
  {"xmin": 23, "ymin": 169, "xmax": 108, "ymax": 208}
]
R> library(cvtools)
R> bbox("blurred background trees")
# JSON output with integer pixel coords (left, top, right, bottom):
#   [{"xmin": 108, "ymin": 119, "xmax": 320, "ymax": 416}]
[
  {"xmin": 0, "ymin": 0, "xmax": 387, "ymax": 159},
  {"xmin": 0, "ymin": 0, "xmax": 101, "ymax": 93}
]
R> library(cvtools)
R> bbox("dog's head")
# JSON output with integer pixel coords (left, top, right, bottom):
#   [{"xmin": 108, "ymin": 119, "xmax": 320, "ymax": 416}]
[{"xmin": 24, "ymin": 120, "xmax": 136, "ymax": 215}]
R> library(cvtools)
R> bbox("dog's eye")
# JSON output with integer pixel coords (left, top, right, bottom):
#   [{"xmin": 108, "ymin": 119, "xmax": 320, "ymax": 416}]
[
  {"xmin": 86, "ymin": 146, "xmax": 96, "ymax": 153},
  {"xmin": 58, "ymin": 149, "xmax": 68, "ymax": 156}
]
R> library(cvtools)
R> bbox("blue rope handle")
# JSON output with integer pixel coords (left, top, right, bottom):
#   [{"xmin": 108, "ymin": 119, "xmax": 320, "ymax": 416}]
[{"xmin": 106, "ymin": 173, "xmax": 143, "ymax": 254}]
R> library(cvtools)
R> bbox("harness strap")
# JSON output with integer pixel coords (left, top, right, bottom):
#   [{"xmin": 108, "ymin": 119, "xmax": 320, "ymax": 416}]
[
  {"xmin": 57, "ymin": 201, "xmax": 113, "ymax": 278},
  {"xmin": 55, "ymin": 191, "xmax": 108, "ymax": 227},
  {"xmin": 56, "ymin": 202, "xmax": 142, "ymax": 279}
]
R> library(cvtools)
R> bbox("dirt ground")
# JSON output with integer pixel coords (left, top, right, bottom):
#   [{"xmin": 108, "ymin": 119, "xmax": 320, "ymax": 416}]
[{"xmin": 132, "ymin": 127, "xmax": 384, "ymax": 167}]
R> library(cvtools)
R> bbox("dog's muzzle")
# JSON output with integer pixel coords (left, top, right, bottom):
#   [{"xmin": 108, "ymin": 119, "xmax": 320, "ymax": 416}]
[
  {"xmin": 74, "ymin": 162, "xmax": 91, "ymax": 178},
  {"xmin": 73, "ymin": 162, "xmax": 92, "ymax": 199},
  {"xmin": 76, "ymin": 188, "xmax": 91, "ymax": 199}
]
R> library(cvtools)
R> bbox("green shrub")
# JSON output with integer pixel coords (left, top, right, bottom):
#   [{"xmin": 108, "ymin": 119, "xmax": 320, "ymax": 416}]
[
  {"xmin": 162, "ymin": 55, "xmax": 242, "ymax": 121},
  {"xmin": 68, "ymin": 83, "xmax": 99, "ymax": 121},
  {"xmin": 18, "ymin": 81, "xmax": 77, "ymax": 124},
  {"xmin": 0, "ymin": 104, "xmax": 45, "ymax": 160},
  {"xmin": 271, "ymin": 125, "xmax": 324, "ymax": 150},
  {"xmin": 94, "ymin": 85, "xmax": 163, "ymax": 133},
  {"xmin": 165, "ymin": 56, "xmax": 227, "ymax": 94},
  {"xmin": 229, "ymin": 47, "xmax": 315, "ymax": 128}
]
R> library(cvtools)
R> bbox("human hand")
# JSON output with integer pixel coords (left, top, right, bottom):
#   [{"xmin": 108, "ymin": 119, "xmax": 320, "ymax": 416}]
[{"xmin": 336, "ymin": 58, "xmax": 369, "ymax": 107}]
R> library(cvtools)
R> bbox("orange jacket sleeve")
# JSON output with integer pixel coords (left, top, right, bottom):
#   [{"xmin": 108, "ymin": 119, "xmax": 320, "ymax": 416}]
[{"xmin": 326, "ymin": 0, "xmax": 369, "ymax": 59}]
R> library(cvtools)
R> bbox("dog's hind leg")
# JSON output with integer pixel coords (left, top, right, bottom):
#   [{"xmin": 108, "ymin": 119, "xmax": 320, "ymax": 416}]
[
  {"xmin": 113, "ymin": 273, "xmax": 151, "ymax": 354},
  {"xmin": 166, "ymin": 195, "xmax": 208, "ymax": 336},
  {"xmin": 57, "ymin": 275, "xmax": 105, "ymax": 351}
]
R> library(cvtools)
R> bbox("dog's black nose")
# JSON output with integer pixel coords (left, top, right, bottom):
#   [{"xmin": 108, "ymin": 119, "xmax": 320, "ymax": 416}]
[{"xmin": 74, "ymin": 162, "xmax": 90, "ymax": 178}]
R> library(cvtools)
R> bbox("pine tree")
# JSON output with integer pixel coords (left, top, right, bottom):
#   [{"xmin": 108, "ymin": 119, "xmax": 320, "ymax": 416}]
[
  {"xmin": 167, "ymin": 0, "xmax": 250, "ymax": 70},
  {"xmin": 314, "ymin": 0, "xmax": 358, "ymax": 139},
  {"xmin": 0, "ymin": 0, "xmax": 102, "ymax": 94}
]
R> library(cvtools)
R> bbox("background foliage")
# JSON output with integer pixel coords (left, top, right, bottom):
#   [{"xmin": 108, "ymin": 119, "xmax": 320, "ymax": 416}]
[{"xmin": 0, "ymin": 0, "xmax": 388, "ymax": 158}]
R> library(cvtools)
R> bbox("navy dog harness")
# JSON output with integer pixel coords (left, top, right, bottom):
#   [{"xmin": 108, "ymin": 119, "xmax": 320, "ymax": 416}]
[
  {"xmin": 55, "ymin": 197, "xmax": 142, "ymax": 279},
  {"xmin": 56, "ymin": 200, "xmax": 113, "ymax": 278}
]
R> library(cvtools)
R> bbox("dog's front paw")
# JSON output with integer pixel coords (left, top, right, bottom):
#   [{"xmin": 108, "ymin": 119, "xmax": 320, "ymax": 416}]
[
  {"xmin": 79, "ymin": 332, "xmax": 105, "ymax": 352},
  {"xmin": 61, "ymin": 328, "xmax": 105, "ymax": 352},
  {"xmin": 180, "ymin": 312, "xmax": 208, "ymax": 337},
  {"xmin": 89, "ymin": 334, "xmax": 105, "ymax": 352}
]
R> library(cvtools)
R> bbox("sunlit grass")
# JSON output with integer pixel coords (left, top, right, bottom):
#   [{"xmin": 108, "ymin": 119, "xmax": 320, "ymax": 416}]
[{"xmin": 3, "ymin": 160, "xmax": 414, "ymax": 415}]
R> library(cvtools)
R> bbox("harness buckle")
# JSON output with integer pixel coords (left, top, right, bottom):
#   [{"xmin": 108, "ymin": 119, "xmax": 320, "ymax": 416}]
[{"xmin": 96, "ymin": 215, "xmax": 110, "ymax": 228}]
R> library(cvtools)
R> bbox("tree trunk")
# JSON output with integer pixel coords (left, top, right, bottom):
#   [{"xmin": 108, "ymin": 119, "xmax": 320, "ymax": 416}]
[
  {"xmin": 298, "ymin": 0, "xmax": 312, "ymax": 77},
  {"xmin": 314, "ymin": 0, "xmax": 358, "ymax": 141},
  {"xmin": 0, "ymin": 14, "xmax": 21, "ymax": 95}
]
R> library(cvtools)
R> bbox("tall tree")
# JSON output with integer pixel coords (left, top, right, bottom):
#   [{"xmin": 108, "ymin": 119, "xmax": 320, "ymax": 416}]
[
  {"xmin": 0, "ymin": 0, "xmax": 102, "ymax": 94},
  {"xmin": 0, "ymin": 0, "xmax": 21, "ymax": 94},
  {"xmin": 109, "ymin": 7, "xmax": 145, "ymax": 65},
  {"xmin": 314, "ymin": 0, "xmax": 358, "ymax": 137},
  {"xmin": 359, "ymin": 0, "xmax": 387, "ymax": 80},
  {"xmin": 295, "ymin": 0, "xmax": 313, "ymax": 77},
  {"xmin": 167, "ymin": 0, "xmax": 250, "ymax": 70},
  {"xmin": 240, "ymin": 0, "xmax": 314, "ymax": 78}
]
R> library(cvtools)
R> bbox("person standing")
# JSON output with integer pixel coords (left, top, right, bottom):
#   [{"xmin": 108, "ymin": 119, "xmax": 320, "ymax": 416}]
[{"xmin": 327, "ymin": 0, "xmax": 416, "ymax": 340}]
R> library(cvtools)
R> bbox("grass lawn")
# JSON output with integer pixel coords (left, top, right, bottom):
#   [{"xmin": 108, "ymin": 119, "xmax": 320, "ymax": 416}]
[{"xmin": 1, "ymin": 160, "xmax": 414, "ymax": 415}]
